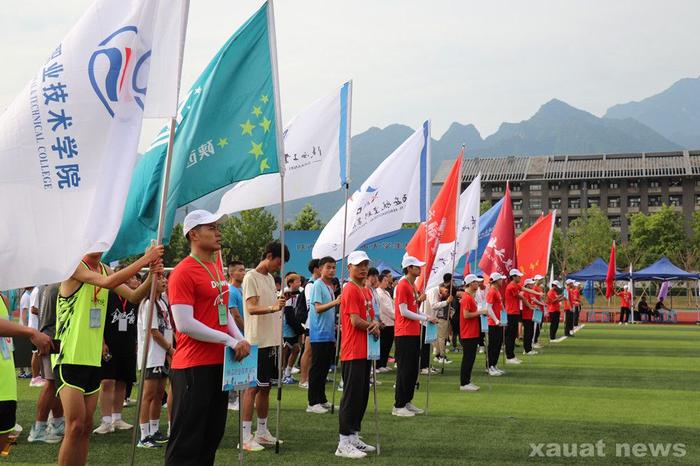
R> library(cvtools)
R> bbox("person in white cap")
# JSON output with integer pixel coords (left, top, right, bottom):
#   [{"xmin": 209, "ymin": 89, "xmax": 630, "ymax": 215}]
[
  {"xmin": 564, "ymin": 279, "xmax": 576, "ymax": 337},
  {"xmin": 474, "ymin": 277, "xmax": 487, "ymax": 353},
  {"xmin": 521, "ymin": 278, "xmax": 544, "ymax": 355},
  {"xmin": 335, "ymin": 251, "xmax": 379, "ymax": 458},
  {"xmin": 531, "ymin": 275, "xmax": 545, "ymax": 348},
  {"xmin": 165, "ymin": 210, "xmax": 251, "ymax": 464},
  {"xmin": 546, "ymin": 281, "xmax": 566, "ymax": 341},
  {"xmin": 392, "ymin": 254, "xmax": 437, "ymax": 417},
  {"xmin": 459, "ymin": 275, "xmax": 487, "ymax": 391},
  {"xmin": 504, "ymin": 269, "xmax": 542, "ymax": 364},
  {"xmin": 616, "ymin": 284, "xmax": 632, "ymax": 325},
  {"xmin": 486, "ymin": 272, "xmax": 506, "ymax": 376}
]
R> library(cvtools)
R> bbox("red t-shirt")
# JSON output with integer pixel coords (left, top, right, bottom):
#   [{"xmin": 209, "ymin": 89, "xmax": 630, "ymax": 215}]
[
  {"xmin": 546, "ymin": 289, "xmax": 561, "ymax": 312},
  {"xmin": 617, "ymin": 291, "xmax": 631, "ymax": 308},
  {"xmin": 570, "ymin": 288, "xmax": 581, "ymax": 306},
  {"xmin": 394, "ymin": 278, "xmax": 421, "ymax": 337},
  {"xmin": 504, "ymin": 281, "xmax": 522, "ymax": 316},
  {"xmin": 522, "ymin": 288, "xmax": 535, "ymax": 320},
  {"xmin": 168, "ymin": 256, "xmax": 229, "ymax": 369},
  {"xmin": 459, "ymin": 293, "xmax": 480, "ymax": 339},
  {"xmin": 340, "ymin": 282, "xmax": 375, "ymax": 362},
  {"xmin": 486, "ymin": 286, "xmax": 503, "ymax": 326}
]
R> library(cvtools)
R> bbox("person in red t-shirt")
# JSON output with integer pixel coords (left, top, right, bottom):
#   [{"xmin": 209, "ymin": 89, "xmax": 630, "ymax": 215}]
[
  {"xmin": 572, "ymin": 282, "xmax": 583, "ymax": 328},
  {"xmin": 166, "ymin": 210, "xmax": 251, "ymax": 465},
  {"xmin": 546, "ymin": 281, "xmax": 565, "ymax": 341},
  {"xmin": 392, "ymin": 254, "xmax": 437, "ymax": 417},
  {"xmin": 521, "ymin": 278, "xmax": 544, "ymax": 355},
  {"xmin": 486, "ymin": 272, "xmax": 506, "ymax": 376},
  {"xmin": 617, "ymin": 285, "xmax": 632, "ymax": 325},
  {"xmin": 563, "ymin": 280, "xmax": 577, "ymax": 337},
  {"xmin": 531, "ymin": 274, "xmax": 546, "ymax": 347},
  {"xmin": 335, "ymin": 251, "xmax": 380, "ymax": 459},
  {"xmin": 459, "ymin": 274, "xmax": 487, "ymax": 391},
  {"xmin": 503, "ymin": 269, "xmax": 543, "ymax": 364}
]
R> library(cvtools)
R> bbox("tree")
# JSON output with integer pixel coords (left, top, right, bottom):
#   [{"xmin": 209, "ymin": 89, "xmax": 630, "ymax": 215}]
[
  {"xmin": 627, "ymin": 205, "xmax": 685, "ymax": 268},
  {"xmin": 480, "ymin": 200, "xmax": 492, "ymax": 215},
  {"xmin": 221, "ymin": 208, "xmax": 278, "ymax": 267},
  {"xmin": 163, "ymin": 223, "xmax": 188, "ymax": 267},
  {"xmin": 285, "ymin": 204, "xmax": 324, "ymax": 230}
]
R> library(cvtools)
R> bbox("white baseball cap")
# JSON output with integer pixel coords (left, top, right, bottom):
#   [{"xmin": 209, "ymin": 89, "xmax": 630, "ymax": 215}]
[
  {"xmin": 464, "ymin": 274, "xmax": 480, "ymax": 285},
  {"xmin": 509, "ymin": 268, "xmax": 524, "ymax": 277},
  {"xmin": 490, "ymin": 272, "xmax": 505, "ymax": 282},
  {"xmin": 524, "ymin": 278, "xmax": 535, "ymax": 285},
  {"xmin": 347, "ymin": 251, "xmax": 371, "ymax": 265},
  {"xmin": 401, "ymin": 254, "xmax": 425, "ymax": 268},
  {"xmin": 533, "ymin": 274, "xmax": 544, "ymax": 281},
  {"xmin": 183, "ymin": 210, "xmax": 227, "ymax": 237},
  {"xmin": 551, "ymin": 280, "xmax": 562, "ymax": 288},
  {"xmin": 476, "ymin": 276, "xmax": 485, "ymax": 282}
]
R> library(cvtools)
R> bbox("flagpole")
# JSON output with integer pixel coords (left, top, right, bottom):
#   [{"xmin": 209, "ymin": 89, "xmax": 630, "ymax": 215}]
[
  {"xmin": 331, "ymin": 80, "xmax": 352, "ymax": 414},
  {"xmin": 128, "ymin": 3, "xmax": 190, "ymax": 463},
  {"xmin": 417, "ymin": 120, "xmax": 432, "ymax": 392}
]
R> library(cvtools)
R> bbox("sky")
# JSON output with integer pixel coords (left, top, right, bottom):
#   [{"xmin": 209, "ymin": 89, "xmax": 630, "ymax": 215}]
[{"xmin": 1, "ymin": 0, "xmax": 700, "ymax": 151}]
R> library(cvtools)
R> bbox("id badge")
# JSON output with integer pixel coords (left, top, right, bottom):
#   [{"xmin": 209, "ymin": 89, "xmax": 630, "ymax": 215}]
[
  {"xmin": 118, "ymin": 318, "xmax": 127, "ymax": 332},
  {"xmin": 218, "ymin": 304, "xmax": 228, "ymax": 326},
  {"xmin": 89, "ymin": 308, "xmax": 101, "ymax": 328},
  {"xmin": 0, "ymin": 338, "xmax": 10, "ymax": 360}
]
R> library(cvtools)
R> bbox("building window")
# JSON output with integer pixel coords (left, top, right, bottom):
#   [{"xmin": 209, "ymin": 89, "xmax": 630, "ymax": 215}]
[
  {"xmin": 670, "ymin": 178, "xmax": 682, "ymax": 187},
  {"xmin": 511, "ymin": 183, "xmax": 522, "ymax": 192},
  {"xmin": 587, "ymin": 181, "xmax": 599, "ymax": 190},
  {"xmin": 609, "ymin": 182, "xmax": 619, "ymax": 189},
  {"xmin": 587, "ymin": 197, "xmax": 600, "ymax": 208},
  {"xmin": 513, "ymin": 199, "xmax": 523, "ymax": 210},
  {"xmin": 530, "ymin": 198, "xmax": 542, "ymax": 210},
  {"xmin": 550, "ymin": 198, "xmax": 561, "ymax": 210},
  {"xmin": 609, "ymin": 216, "xmax": 621, "ymax": 228},
  {"xmin": 649, "ymin": 195, "xmax": 662, "ymax": 207},
  {"xmin": 569, "ymin": 198, "xmax": 581, "ymax": 209},
  {"xmin": 492, "ymin": 185, "xmax": 504, "ymax": 193},
  {"xmin": 650, "ymin": 180, "xmax": 660, "ymax": 189},
  {"xmin": 530, "ymin": 183, "xmax": 542, "ymax": 192},
  {"xmin": 695, "ymin": 180, "xmax": 700, "ymax": 188},
  {"xmin": 514, "ymin": 217, "xmax": 523, "ymax": 229},
  {"xmin": 608, "ymin": 196, "xmax": 620, "ymax": 208},
  {"xmin": 569, "ymin": 182, "xmax": 580, "ymax": 191},
  {"xmin": 549, "ymin": 182, "xmax": 560, "ymax": 191},
  {"xmin": 628, "ymin": 196, "xmax": 641, "ymax": 207},
  {"xmin": 669, "ymin": 195, "xmax": 682, "ymax": 207},
  {"xmin": 629, "ymin": 180, "xmax": 639, "ymax": 189}
]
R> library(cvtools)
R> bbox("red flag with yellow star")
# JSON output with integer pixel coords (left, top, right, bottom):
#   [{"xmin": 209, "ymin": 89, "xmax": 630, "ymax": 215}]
[{"xmin": 515, "ymin": 211, "xmax": 556, "ymax": 279}]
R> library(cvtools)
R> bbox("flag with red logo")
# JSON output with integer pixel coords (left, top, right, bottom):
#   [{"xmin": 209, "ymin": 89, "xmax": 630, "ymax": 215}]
[
  {"xmin": 405, "ymin": 150, "xmax": 463, "ymax": 291},
  {"xmin": 479, "ymin": 183, "xmax": 516, "ymax": 277},
  {"xmin": 606, "ymin": 241, "xmax": 616, "ymax": 299},
  {"xmin": 516, "ymin": 211, "xmax": 556, "ymax": 279}
]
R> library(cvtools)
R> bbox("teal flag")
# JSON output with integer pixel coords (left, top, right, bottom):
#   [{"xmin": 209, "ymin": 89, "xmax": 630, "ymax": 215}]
[{"xmin": 105, "ymin": 3, "xmax": 280, "ymax": 261}]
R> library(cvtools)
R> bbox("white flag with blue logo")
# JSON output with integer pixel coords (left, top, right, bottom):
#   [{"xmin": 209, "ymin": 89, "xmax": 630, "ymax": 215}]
[
  {"xmin": 313, "ymin": 121, "xmax": 430, "ymax": 260},
  {"xmin": 215, "ymin": 81, "xmax": 352, "ymax": 215},
  {"xmin": 0, "ymin": 0, "xmax": 186, "ymax": 289}
]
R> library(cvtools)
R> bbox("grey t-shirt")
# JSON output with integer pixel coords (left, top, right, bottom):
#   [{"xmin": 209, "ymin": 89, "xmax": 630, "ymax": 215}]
[{"xmin": 39, "ymin": 284, "xmax": 59, "ymax": 338}]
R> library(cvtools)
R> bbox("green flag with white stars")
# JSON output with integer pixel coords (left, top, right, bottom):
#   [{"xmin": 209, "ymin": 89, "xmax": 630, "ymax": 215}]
[{"xmin": 105, "ymin": 2, "xmax": 282, "ymax": 261}]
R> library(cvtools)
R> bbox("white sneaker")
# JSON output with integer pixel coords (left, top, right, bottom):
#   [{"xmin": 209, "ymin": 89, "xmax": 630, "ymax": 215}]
[
  {"xmin": 306, "ymin": 404, "xmax": 329, "ymax": 414},
  {"xmin": 93, "ymin": 422, "xmax": 114, "ymax": 434},
  {"xmin": 523, "ymin": 350, "xmax": 538, "ymax": 355},
  {"xmin": 27, "ymin": 426, "xmax": 62, "ymax": 444},
  {"xmin": 391, "ymin": 406, "xmax": 415, "ymax": 417},
  {"xmin": 478, "ymin": 346, "xmax": 485, "ymax": 354},
  {"xmin": 351, "ymin": 437, "xmax": 376, "ymax": 452},
  {"xmin": 291, "ymin": 367, "xmax": 300, "ymax": 374},
  {"xmin": 335, "ymin": 442, "xmax": 367, "ymax": 459},
  {"xmin": 506, "ymin": 358, "xmax": 522, "ymax": 365},
  {"xmin": 239, "ymin": 436, "xmax": 264, "ymax": 452},
  {"xmin": 488, "ymin": 367, "xmax": 502, "ymax": 376},
  {"xmin": 254, "ymin": 429, "xmax": 282, "ymax": 445},
  {"xmin": 228, "ymin": 399, "xmax": 239, "ymax": 411},
  {"xmin": 460, "ymin": 383, "xmax": 480, "ymax": 392},
  {"xmin": 112, "ymin": 419, "xmax": 133, "ymax": 430},
  {"xmin": 496, "ymin": 367, "xmax": 506, "ymax": 374},
  {"xmin": 533, "ymin": 343, "xmax": 544, "ymax": 349},
  {"xmin": 321, "ymin": 402, "xmax": 337, "ymax": 411},
  {"xmin": 405, "ymin": 403, "xmax": 424, "ymax": 414},
  {"xmin": 298, "ymin": 381, "xmax": 309, "ymax": 389}
]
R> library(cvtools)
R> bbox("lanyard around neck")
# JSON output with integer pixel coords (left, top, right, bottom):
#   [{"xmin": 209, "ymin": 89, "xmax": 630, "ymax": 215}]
[{"xmin": 190, "ymin": 254, "xmax": 223, "ymax": 296}]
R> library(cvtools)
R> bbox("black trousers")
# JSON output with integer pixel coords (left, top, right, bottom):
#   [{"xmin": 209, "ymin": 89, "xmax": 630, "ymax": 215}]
[
  {"xmin": 339, "ymin": 359, "xmax": 371, "ymax": 435},
  {"xmin": 460, "ymin": 338, "xmax": 479, "ymax": 386},
  {"xmin": 487, "ymin": 325, "xmax": 503, "ymax": 368},
  {"xmin": 534, "ymin": 322, "xmax": 541, "ymax": 343},
  {"xmin": 309, "ymin": 342, "xmax": 335, "ymax": 406},
  {"xmin": 394, "ymin": 335, "xmax": 420, "ymax": 408},
  {"xmin": 523, "ymin": 319, "xmax": 534, "ymax": 352},
  {"xmin": 620, "ymin": 307, "xmax": 630, "ymax": 323},
  {"xmin": 478, "ymin": 331, "xmax": 485, "ymax": 347},
  {"xmin": 564, "ymin": 310, "xmax": 574, "ymax": 336},
  {"xmin": 165, "ymin": 365, "xmax": 228, "ymax": 466},
  {"xmin": 378, "ymin": 325, "xmax": 394, "ymax": 369},
  {"xmin": 573, "ymin": 305, "xmax": 581, "ymax": 326},
  {"xmin": 419, "ymin": 326, "xmax": 430, "ymax": 369},
  {"xmin": 505, "ymin": 314, "xmax": 520, "ymax": 359},
  {"xmin": 549, "ymin": 311, "xmax": 561, "ymax": 340}
]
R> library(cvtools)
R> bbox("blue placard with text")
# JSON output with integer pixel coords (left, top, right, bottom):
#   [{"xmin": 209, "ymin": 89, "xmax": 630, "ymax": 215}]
[
  {"xmin": 533, "ymin": 309, "xmax": 543, "ymax": 324},
  {"xmin": 222, "ymin": 344, "xmax": 258, "ymax": 391},
  {"xmin": 367, "ymin": 333, "xmax": 380, "ymax": 360},
  {"xmin": 500, "ymin": 311, "xmax": 508, "ymax": 327},
  {"xmin": 480, "ymin": 314, "xmax": 489, "ymax": 332},
  {"xmin": 424, "ymin": 322, "xmax": 438, "ymax": 344}
]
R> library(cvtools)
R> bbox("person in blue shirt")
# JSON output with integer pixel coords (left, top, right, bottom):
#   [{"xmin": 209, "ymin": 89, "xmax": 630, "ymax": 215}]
[
  {"xmin": 306, "ymin": 257, "xmax": 341, "ymax": 414},
  {"xmin": 227, "ymin": 261, "xmax": 245, "ymax": 332},
  {"xmin": 281, "ymin": 273, "xmax": 304, "ymax": 384}
]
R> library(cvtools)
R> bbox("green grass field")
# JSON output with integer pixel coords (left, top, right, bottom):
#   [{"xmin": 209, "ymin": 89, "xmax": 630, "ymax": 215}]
[{"xmin": 5, "ymin": 323, "xmax": 700, "ymax": 465}]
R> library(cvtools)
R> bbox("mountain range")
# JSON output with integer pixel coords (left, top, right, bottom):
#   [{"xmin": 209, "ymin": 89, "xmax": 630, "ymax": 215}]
[{"xmin": 182, "ymin": 76, "xmax": 700, "ymax": 222}]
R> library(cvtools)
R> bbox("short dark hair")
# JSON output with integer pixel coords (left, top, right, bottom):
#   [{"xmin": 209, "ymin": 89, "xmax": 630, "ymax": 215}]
[
  {"xmin": 262, "ymin": 241, "xmax": 290, "ymax": 262},
  {"xmin": 368, "ymin": 267, "xmax": 379, "ymax": 277},
  {"xmin": 274, "ymin": 276, "xmax": 282, "ymax": 285},
  {"xmin": 308, "ymin": 258, "xmax": 320, "ymax": 274},
  {"xmin": 381, "ymin": 269, "xmax": 392, "ymax": 277},
  {"xmin": 319, "ymin": 256, "xmax": 336, "ymax": 267},
  {"xmin": 228, "ymin": 260, "xmax": 244, "ymax": 270},
  {"xmin": 443, "ymin": 273, "xmax": 453, "ymax": 283}
]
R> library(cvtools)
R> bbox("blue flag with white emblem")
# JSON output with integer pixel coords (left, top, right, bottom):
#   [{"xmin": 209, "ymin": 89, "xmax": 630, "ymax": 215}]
[{"xmin": 106, "ymin": 2, "xmax": 281, "ymax": 261}]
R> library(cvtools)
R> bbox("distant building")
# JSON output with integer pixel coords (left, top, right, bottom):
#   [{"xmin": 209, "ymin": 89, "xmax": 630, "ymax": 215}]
[{"xmin": 433, "ymin": 150, "xmax": 700, "ymax": 238}]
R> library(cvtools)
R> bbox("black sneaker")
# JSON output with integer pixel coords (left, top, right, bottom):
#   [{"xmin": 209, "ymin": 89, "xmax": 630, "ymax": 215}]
[
  {"xmin": 137, "ymin": 436, "xmax": 161, "ymax": 449},
  {"xmin": 151, "ymin": 431, "xmax": 169, "ymax": 444}
]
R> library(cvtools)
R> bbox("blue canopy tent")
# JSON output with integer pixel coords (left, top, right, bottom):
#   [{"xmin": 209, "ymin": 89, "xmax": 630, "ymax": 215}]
[
  {"xmin": 617, "ymin": 256, "xmax": 700, "ymax": 281},
  {"xmin": 373, "ymin": 260, "xmax": 402, "ymax": 279},
  {"xmin": 566, "ymin": 257, "xmax": 619, "ymax": 281}
]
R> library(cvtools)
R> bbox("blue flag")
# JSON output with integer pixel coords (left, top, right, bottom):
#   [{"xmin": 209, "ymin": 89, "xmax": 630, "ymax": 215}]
[
  {"xmin": 106, "ymin": 3, "xmax": 280, "ymax": 261},
  {"xmin": 462, "ymin": 197, "xmax": 505, "ymax": 275}
]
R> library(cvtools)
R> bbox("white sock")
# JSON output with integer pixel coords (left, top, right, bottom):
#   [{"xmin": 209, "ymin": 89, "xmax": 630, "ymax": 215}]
[
  {"xmin": 167, "ymin": 421, "xmax": 171, "ymax": 436},
  {"xmin": 339, "ymin": 434, "xmax": 351, "ymax": 446},
  {"xmin": 352, "ymin": 432, "xmax": 359, "ymax": 440},
  {"xmin": 284, "ymin": 367, "xmax": 291, "ymax": 377},
  {"xmin": 102, "ymin": 416, "xmax": 111, "ymax": 425},
  {"xmin": 150, "ymin": 420, "xmax": 159, "ymax": 435},
  {"xmin": 52, "ymin": 417, "xmax": 64, "ymax": 425},
  {"xmin": 112, "ymin": 413, "xmax": 122, "ymax": 423},
  {"xmin": 257, "ymin": 417, "xmax": 267, "ymax": 433},
  {"xmin": 242, "ymin": 421, "xmax": 252, "ymax": 440},
  {"xmin": 140, "ymin": 423, "xmax": 149, "ymax": 441},
  {"xmin": 35, "ymin": 421, "xmax": 47, "ymax": 431}
]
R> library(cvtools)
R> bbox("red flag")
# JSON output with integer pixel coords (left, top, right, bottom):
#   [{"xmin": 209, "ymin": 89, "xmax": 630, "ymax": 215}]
[
  {"xmin": 606, "ymin": 241, "xmax": 616, "ymax": 299},
  {"xmin": 405, "ymin": 150, "xmax": 463, "ymax": 290},
  {"xmin": 516, "ymin": 211, "xmax": 555, "ymax": 279},
  {"xmin": 479, "ymin": 183, "xmax": 516, "ymax": 277}
]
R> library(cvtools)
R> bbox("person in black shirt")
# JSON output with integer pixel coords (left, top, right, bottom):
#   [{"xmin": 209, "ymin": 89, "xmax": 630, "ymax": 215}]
[
  {"xmin": 637, "ymin": 295, "xmax": 650, "ymax": 322},
  {"xmin": 93, "ymin": 271, "xmax": 141, "ymax": 434}
]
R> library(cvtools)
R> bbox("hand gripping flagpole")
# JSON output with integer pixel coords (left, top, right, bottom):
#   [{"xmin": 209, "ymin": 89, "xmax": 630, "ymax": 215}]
[
  {"xmin": 129, "ymin": 3, "xmax": 190, "ymax": 464},
  {"xmin": 331, "ymin": 80, "xmax": 352, "ymax": 414}
]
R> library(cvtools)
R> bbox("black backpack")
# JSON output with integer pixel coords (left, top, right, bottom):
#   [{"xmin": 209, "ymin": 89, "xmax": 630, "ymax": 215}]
[{"xmin": 294, "ymin": 283, "xmax": 310, "ymax": 327}]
